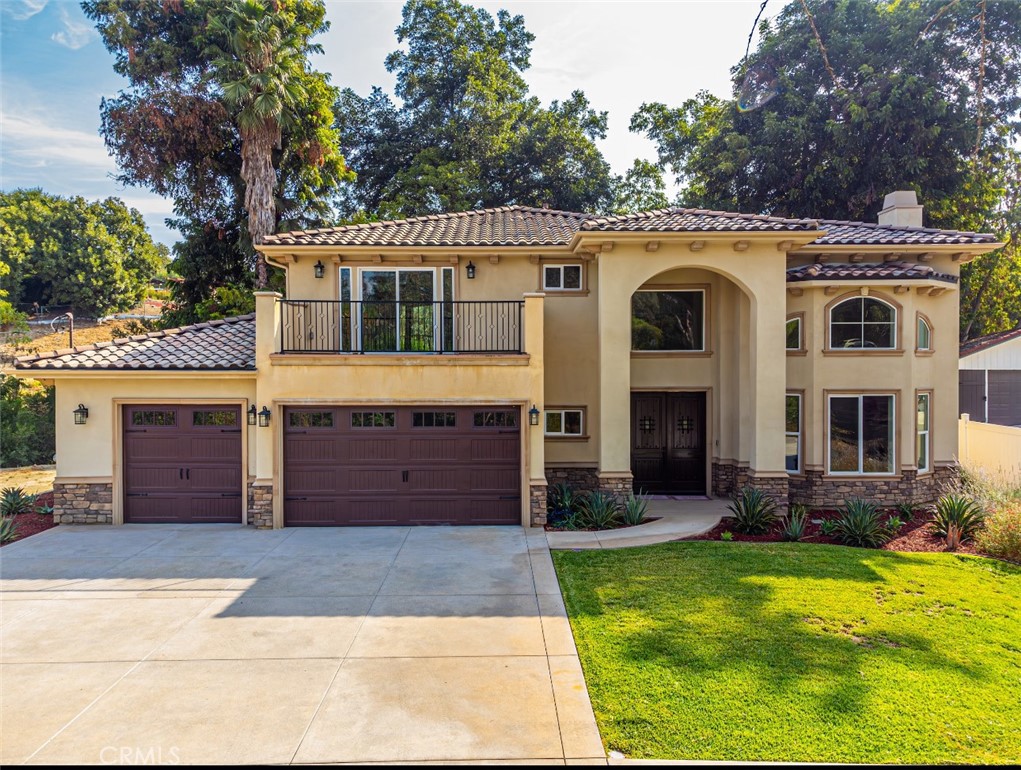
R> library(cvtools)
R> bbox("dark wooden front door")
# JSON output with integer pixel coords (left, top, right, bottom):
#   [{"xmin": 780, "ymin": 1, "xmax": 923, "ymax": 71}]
[
  {"xmin": 631, "ymin": 392, "xmax": 707, "ymax": 494},
  {"xmin": 122, "ymin": 405, "xmax": 243, "ymax": 523},
  {"xmin": 283, "ymin": 406, "xmax": 521, "ymax": 526}
]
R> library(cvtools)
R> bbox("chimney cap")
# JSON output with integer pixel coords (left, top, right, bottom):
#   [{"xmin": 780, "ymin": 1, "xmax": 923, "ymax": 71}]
[
  {"xmin": 882, "ymin": 190, "xmax": 919, "ymax": 209},
  {"xmin": 878, "ymin": 190, "xmax": 923, "ymax": 228}
]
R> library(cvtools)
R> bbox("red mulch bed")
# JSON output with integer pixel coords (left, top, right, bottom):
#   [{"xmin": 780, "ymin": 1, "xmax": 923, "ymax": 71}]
[
  {"xmin": 1, "ymin": 491, "xmax": 56, "ymax": 548},
  {"xmin": 687, "ymin": 508, "xmax": 980, "ymax": 556}
]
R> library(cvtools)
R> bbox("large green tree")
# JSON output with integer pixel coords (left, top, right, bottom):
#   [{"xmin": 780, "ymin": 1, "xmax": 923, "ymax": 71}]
[
  {"xmin": 83, "ymin": 0, "xmax": 351, "ymax": 311},
  {"xmin": 0, "ymin": 190, "xmax": 167, "ymax": 317},
  {"xmin": 335, "ymin": 0, "xmax": 614, "ymax": 218}
]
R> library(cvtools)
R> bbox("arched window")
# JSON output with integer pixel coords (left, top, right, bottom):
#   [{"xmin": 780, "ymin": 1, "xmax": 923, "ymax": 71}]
[
  {"xmin": 917, "ymin": 315, "xmax": 932, "ymax": 351},
  {"xmin": 829, "ymin": 297, "xmax": 896, "ymax": 349}
]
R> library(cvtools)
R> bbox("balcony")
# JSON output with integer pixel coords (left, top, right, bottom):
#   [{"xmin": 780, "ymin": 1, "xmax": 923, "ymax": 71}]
[{"xmin": 278, "ymin": 299, "xmax": 525, "ymax": 355}]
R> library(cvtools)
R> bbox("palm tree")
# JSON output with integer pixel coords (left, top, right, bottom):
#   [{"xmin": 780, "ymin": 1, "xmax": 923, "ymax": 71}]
[{"xmin": 205, "ymin": 1, "xmax": 314, "ymax": 287}]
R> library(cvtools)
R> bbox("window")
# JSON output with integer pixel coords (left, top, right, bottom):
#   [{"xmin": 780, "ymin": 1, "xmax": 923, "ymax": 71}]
[
  {"xmin": 632, "ymin": 290, "xmax": 705, "ymax": 351},
  {"xmin": 829, "ymin": 297, "xmax": 896, "ymax": 349},
  {"xmin": 131, "ymin": 409, "xmax": 176, "ymax": 427},
  {"xmin": 917, "ymin": 315, "xmax": 932, "ymax": 351},
  {"xmin": 289, "ymin": 411, "xmax": 334, "ymax": 428},
  {"xmin": 351, "ymin": 411, "xmax": 395, "ymax": 428},
  {"xmin": 917, "ymin": 393, "xmax": 931, "ymax": 473},
  {"xmin": 412, "ymin": 411, "xmax": 456, "ymax": 427},
  {"xmin": 543, "ymin": 264, "xmax": 582, "ymax": 291},
  {"xmin": 786, "ymin": 317, "xmax": 802, "ymax": 351},
  {"xmin": 545, "ymin": 409, "xmax": 583, "ymax": 437},
  {"xmin": 785, "ymin": 394, "xmax": 801, "ymax": 473},
  {"xmin": 473, "ymin": 410, "xmax": 517, "ymax": 428},
  {"xmin": 193, "ymin": 410, "xmax": 237, "ymax": 427},
  {"xmin": 828, "ymin": 394, "xmax": 895, "ymax": 474}
]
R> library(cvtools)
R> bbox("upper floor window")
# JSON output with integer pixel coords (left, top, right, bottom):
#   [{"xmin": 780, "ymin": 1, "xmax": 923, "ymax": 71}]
[
  {"xmin": 829, "ymin": 296, "xmax": 896, "ymax": 349},
  {"xmin": 916, "ymin": 315, "xmax": 932, "ymax": 351},
  {"xmin": 786, "ymin": 317, "xmax": 802, "ymax": 351},
  {"xmin": 543, "ymin": 264, "xmax": 582, "ymax": 291},
  {"xmin": 632, "ymin": 289, "xmax": 705, "ymax": 352}
]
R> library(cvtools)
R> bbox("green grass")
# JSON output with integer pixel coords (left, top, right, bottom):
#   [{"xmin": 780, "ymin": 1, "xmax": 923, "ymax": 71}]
[{"xmin": 552, "ymin": 541, "xmax": 1021, "ymax": 764}]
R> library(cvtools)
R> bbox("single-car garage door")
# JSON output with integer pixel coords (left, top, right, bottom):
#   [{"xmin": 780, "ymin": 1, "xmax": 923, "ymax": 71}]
[
  {"xmin": 123, "ymin": 405, "xmax": 243, "ymax": 523},
  {"xmin": 284, "ymin": 406, "xmax": 521, "ymax": 526}
]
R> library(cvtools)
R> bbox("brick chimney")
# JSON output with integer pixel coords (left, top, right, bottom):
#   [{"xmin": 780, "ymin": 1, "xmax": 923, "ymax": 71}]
[{"xmin": 877, "ymin": 190, "xmax": 923, "ymax": 228}]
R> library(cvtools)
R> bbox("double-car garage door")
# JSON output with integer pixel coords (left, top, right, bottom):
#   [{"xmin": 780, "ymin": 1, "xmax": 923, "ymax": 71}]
[{"xmin": 121, "ymin": 403, "xmax": 521, "ymax": 526}]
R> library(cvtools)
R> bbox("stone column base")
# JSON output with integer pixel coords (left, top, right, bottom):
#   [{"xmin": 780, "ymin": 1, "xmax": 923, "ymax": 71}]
[
  {"xmin": 596, "ymin": 472, "xmax": 634, "ymax": 497},
  {"xmin": 545, "ymin": 466, "xmax": 600, "ymax": 494},
  {"xmin": 53, "ymin": 482, "xmax": 113, "ymax": 524},
  {"xmin": 529, "ymin": 481, "xmax": 548, "ymax": 527},
  {"xmin": 247, "ymin": 482, "xmax": 274, "ymax": 529},
  {"xmin": 744, "ymin": 472, "xmax": 789, "ymax": 510},
  {"xmin": 789, "ymin": 464, "xmax": 958, "ymax": 509}
]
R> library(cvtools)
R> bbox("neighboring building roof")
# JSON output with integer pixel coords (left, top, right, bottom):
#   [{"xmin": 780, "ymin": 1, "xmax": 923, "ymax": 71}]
[
  {"xmin": 960, "ymin": 326, "xmax": 1021, "ymax": 358},
  {"xmin": 263, "ymin": 205, "xmax": 997, "ymax": 249},
  {"xmin": 262, "ymin": 206, "xmax": 591, "ymax": 247},
  {"xmin": 811, "ymin": 219, "xmax": 997, "ymax": 246},
  {"xmin": 786, "ymin": 262, "xmax": 959, "ymax": 284},
  {"xmin": 14, "ymin": 314, "xmax": 256, "ymax": 371}
]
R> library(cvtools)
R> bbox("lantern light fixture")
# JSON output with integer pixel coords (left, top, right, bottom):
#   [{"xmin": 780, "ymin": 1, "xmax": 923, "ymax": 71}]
[
  {"xmin": 528, "ymin": 404, "xmax": 540, "ymax": 426},
  {"xmin": 258, "ymin": 406, "xmax": 271, "ymax": 428},
  {"xmin": 73, "ymin": 403, "xmax": 89, "ymax": 425},
  {"xmin": 465, "ymin": 261, "xmax": 476, "ymax": 279},
  {"xmin": 247, "ymin": 405, "xmax": 257, "ymax": 425},
  {"xmin": 313, "ymin": 260, "xmax": 325, "ymax": 279}
]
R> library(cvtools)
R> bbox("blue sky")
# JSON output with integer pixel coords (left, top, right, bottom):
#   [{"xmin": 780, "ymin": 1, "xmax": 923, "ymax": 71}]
[{"xmin": 1, "ymin": 0, "xmax": 765, "ymax": 247}]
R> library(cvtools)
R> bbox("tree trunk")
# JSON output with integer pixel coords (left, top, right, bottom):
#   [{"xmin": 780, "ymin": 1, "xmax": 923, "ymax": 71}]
[{"xmin": 240, "ymin": 120, "xmax": 278, "ymax": 288}]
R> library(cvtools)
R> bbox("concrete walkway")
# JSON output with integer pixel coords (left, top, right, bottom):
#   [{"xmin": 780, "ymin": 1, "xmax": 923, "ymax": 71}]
[
  {"xmin": 545, "ymin": 498, "xmax": 728, "ymax": 550},
  {"xmin": 0, "ymin": 524, "xmax": 604, "ymax": 765}
]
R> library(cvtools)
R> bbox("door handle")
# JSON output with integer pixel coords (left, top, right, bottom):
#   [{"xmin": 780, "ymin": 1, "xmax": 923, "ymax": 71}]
[
  {"xmin": 179, "ymin": 468, "xmax": 183, "ymax": 480},
  {"xmin": 186, "ymin": 468, "xmax": 190, "ymax": 480},
  {"xmin": 402, "ymin": 470, "xmax": 409, "ymax": 483}
]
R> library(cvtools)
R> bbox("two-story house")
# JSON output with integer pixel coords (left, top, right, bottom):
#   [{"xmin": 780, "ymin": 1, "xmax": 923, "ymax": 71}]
[{"xmin": 15, "ymin": 192, "xmax": 1000, "ymax": 528}]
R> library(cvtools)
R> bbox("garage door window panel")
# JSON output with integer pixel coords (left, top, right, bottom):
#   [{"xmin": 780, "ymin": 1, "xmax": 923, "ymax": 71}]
[
  {"xmin": 131, "ymin": 409, "xmax": 177, "ymax": 427},
  {"xmin": 351, "ymin": 411, "xmax": 396, "ymax": 428}
]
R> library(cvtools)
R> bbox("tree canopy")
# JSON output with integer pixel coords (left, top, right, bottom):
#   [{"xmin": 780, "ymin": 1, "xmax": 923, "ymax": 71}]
[
  {"xmin": 335, "ymin": 0, "xmax": 614, "ymax": 219},
  {"xmin": 0, "ymin": 190, "xmax": 167, "ymax": 317}
]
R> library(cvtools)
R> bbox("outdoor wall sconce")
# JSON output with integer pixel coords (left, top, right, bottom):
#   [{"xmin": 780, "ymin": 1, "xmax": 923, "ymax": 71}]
[
  {"xmin": 313, "ymin": 260, "xmax": 325, "ymax": 279},
  {"xmin": 73, "ymin": 403, "xmax": 89, "ymax": 425},
  {"xmin": 639, "ymin": 416, "xmax": 655, "ymax": 433},
  {"xmin": 258, "ymin": 406, "xmax": 271, "ymax": 428},
  {"xmin": 677, "ymin": 416, "xmax": 694, "ymax": 433},
  {"xmin": 466, "ymin": 261, "xmax": 476, "ymax": 279},
  {"xmin": 529, "ymin": 405, "xmax": 540, "ymax": 426},
  {"xmin": 247, "ymin": 405, "xmax": 257, "ymax": 425}
]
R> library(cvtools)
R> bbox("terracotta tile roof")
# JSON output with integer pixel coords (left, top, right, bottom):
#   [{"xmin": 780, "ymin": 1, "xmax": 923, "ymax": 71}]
[
  {"xmin": 812, "ymin": 219, "xmax": 997, "ymax": 246},
  {"xmin": 580, "ymin": 208, "xmax": 820, "ymax": 232},
  {"xmin": 786, "ymin": 262, "xmax": 958, "ymax": 284},
  {"xmin": 960, "ymin": 325, "xmax": 1021, "ymax": 357},
  {"xmin": 262, "ymin": 206, "xmax": 592, "ymax": 247},
  {"xmin": 14, "ymin": 314, "xmax": 256, "ymax": 371}
]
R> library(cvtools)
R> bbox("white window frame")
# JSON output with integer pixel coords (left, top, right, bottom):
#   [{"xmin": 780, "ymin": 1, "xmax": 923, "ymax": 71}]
[
  {"xmin": 827, "ymin": 393, "xmax": 897, "ymax": 476},
  {"xmin": 916, "ymin": 315, "xmax": 932, "ymax": 351},
  {"xmin": 916, "ymin": 393, "xmax": 931, "ymax": 474},
  {"xmin": 542, "ymin": 264, "xmax": 583, "ymax": 291},
  {"xmin": 545, "ymin": 408, "xmax": 584, "ymax": 437},
  {"xmin": 785, "ymin": 393, "xmax": 801, "ymax": 474},
  {"xmin": 786, "ymin": 317, "xmax": 802, "ymax": 351},
  {"xmin": 828, "ymin": 296, "xmax": 897, "ymax": 350},
  {"xmin": 632, "ymin": 288, "xmax": 707, "ymax": 352}
]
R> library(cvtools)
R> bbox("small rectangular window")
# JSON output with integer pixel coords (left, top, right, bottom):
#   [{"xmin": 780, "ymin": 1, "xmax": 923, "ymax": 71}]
[
  {"xmin": 351, "ymin": 411, "xmax": 395, "ymax": 428},
  {"xmin": 473, "ymin": 410, "xmax": 518, "ymax": 428},
  {"xmin": 193, "ymin": 409, "xmax": 237, "ymax": 427},
  {"xmin": 412, "ymin": 411, "xmax": 456, "ymax": 428},
  {"xmin": 786, "ymin": 318, "xmax": 802, "ymax": 350},
  {"xmin": 289, "ymin": 411, "xmax": 334, "ymax": 428},
  {"xmin": 545, "ymin": 409, "xmax": 584, "ymax": 437},
  {"xmin": 785, "ymin": 394, "xmax": 801, "ymax": 473},
  {"xmin": 131, "ymin": 409, "xmax": 176, "ymax": 427},
  {"xmin": 542, "ymin": 264, "xmax": 583, "ymax": 291},
  {"xmin": 917, "ymin": 394, "xmax": 931, "ymax": 473}
]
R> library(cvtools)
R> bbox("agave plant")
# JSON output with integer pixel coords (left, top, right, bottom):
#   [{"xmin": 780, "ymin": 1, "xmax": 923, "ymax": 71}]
[
  {"xmin": 620, "ymin": 491, "xmax": 649, "ymax": 526},
  {"xmin": 833, "ymin": 498, "xmax": 891, "ymax": 548},
  {"xmin": 727, "ymin": 487, "xmax": 778, "ymax": 535},
  {"xmin": 578, "ymin": 491, "xmax": 621, "ymax": 529},
  {"xmin": 546, "ymin": 482, "xmax": 581, "ymax": 527},
  {"xmin": 0, "ymin": 487, "xmax": 37, "ymax": 517},
  {"xmin": 0, "ymin": 515, "xmax": 20, "ymax": 545},
  {"xmin": 931, "ymin": 494, "xmax": 986, "ymax": 545},
  {"xmin": 781, "ymin": 504, "xmax": 809, "ymax": 542},
  {"xmin": 819, "ymin": 518, "xmax": 839, "ymax": 537}
]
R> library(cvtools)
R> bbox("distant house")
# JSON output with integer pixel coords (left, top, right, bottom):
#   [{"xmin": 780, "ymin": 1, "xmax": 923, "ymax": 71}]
[{"xmin": 960, "ymin": 327, "xmax": 1021, "ymax": 427}]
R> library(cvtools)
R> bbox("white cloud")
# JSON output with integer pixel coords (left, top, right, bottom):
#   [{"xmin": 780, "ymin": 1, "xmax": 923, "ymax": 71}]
[
  {"xmin": 0, "ymin": 109, "xmax": 115, "ymax": 170},
  {"xmin": 2, "ymin": 0, "xmax": 48, "ymax": 21},
  {"xmin": 51, "ymin": 6, "xmax": 97, "ymax": 50}
]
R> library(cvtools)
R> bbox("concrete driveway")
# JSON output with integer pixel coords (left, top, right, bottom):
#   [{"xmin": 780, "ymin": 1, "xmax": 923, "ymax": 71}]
[{"xmin": 0, "ymin": 524, "xmax": 604, "ymax": 765}]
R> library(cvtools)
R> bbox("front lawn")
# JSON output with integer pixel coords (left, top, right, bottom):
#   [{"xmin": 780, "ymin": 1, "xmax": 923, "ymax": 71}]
[{"xmin": 553, "ymin": 542, "xmax": 1021, "ymax": 764}]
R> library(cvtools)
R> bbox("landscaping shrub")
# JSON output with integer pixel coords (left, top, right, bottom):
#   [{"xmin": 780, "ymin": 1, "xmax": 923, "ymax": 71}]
[
  {"xmin": 578, "ymin": 491, "xmax": 621, "ymax": 529},
  {"xmin": 819, "ymin": 518, "xmax": 838, "ymax": 537},
  {"xmin": 547, "ymin": 482, "xmax": 581, "ymax": 527},
  {"xmin": 727, "ymin": 487, "xmax": 778, "ymax": 535},
  {"xmin": 976, "ymin": 501, "xmax": 1021, "ymax": 562},
  {"xmin": 620, "ymin": 492, "xmax": 649, "ymax": 526},
  {"xmin": 780, "ymin": 504, "xmax": 808, "ymax": 542},
  {"xmin": 932, "ymin": 493, "xmax": 986, "ymax": 545},
  {"xmin": 833, "ymin": 498, "xmax": 893, "ymax": 548},
  {"xmin": 0, "ymin": 515, "xmax": 19, "ymax": 544},
  {"xmin": 0, "ymin": 486, "xmax": 37, "ymax": 517},
  {"xmin": 0, "ymin": 375, "xmax": 55, "ymax": 467}
]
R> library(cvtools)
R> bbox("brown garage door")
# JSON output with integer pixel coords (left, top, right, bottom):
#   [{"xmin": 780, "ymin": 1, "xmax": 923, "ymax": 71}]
[
  {"xmin": 123, "ymin": 405, "xmax": 243, "ymax": 523},
  {"xmin": 283, "ymin": 406, "xmax": 521, "ymax": 526}
]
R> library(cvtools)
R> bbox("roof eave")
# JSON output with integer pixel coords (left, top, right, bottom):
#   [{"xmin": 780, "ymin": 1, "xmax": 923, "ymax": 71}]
[
  {"xmin": 568, "ymin": 229, "xmax": 827, "ymax": 252},
  {"xmin": 786, "ymin": 278, "xmax": 957, "ymax": 290},
  {"xmin": 8, "ymin": 368, "xmax": 258, "ymax": 378},
  {"xmin": 257, "ymin": 243, "xmax": 575, "ymax": 259},
  {"xmin": 793, "ymin": 242, "xmax": 1003, "ymax": 261}
]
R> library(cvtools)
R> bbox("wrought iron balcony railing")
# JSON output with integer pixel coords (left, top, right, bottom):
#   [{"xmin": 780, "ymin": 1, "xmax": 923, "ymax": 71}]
[{"xmin": 279, "ymin": 299, "xmax": 524, "ymax": 354}]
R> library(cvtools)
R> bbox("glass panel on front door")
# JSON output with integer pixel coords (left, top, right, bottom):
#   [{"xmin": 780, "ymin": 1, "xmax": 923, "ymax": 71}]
[{"xmin": 360, "ymin": 269, "xmax": 436, "ymax": 352}]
